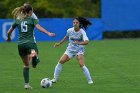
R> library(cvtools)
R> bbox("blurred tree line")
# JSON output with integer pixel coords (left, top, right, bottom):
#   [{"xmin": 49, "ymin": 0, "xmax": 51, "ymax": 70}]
[{"xmin": 0, "ymin": 0, "xmax": 100, "ymax": 18}]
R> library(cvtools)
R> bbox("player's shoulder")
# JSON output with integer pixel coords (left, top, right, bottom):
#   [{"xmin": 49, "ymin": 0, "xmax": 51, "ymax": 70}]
[
  {"xmin": 67, "ymin": 27, "xmax": 74, "ymax": 32},
  {"xmin": 26, "ymin": 16, "xmax": 34, "ymax": 20},
  {"xmin": 15, "ymin": 19, "xmax": 20, "ymax": 22},
  {"xmin": 80, "ymin": 28, "xmax": 85, "ymax": 32},
  {"xmin": 14, "ymin": 19, "xmax": 21, "ymax": 24},
  {"xmin": 80, "ymin": 28, "xmax": 86, "ymax": 33},
  {"xmin": 67, "ymin": 27, "xmax": 74, "ymax": 31},
  {"xmin": 25, "ymin": 17, "xmax": 37, "ymax": 22}
]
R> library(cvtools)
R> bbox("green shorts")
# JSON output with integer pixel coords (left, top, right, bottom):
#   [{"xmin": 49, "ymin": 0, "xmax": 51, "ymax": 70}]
[{"xmin": 18, "ymin": 43, "xmax": 39, "ymax": 56}]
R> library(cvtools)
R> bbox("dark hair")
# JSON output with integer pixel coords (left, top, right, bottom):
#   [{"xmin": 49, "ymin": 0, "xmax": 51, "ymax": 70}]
[
  {"xmin": 24, "ymin": 4, "xmax": 33, "ymax": 13},
  {"xmin": 75, "ymin": 17, "xmax": 92, "ymax": 30}
]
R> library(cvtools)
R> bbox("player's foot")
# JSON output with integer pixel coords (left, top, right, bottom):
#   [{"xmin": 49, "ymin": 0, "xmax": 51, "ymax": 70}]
[
  {"xmin": 51, "ymin": 78, "xmax": 57, "ymax": 83},
  {"xmin": 88, "ymin": 80, "xmax": 93, "ymax": 84},
  {"xmin": 32, "ymin": 56, "xmax": 40, "ymax": 68},
  {"xmin": 24, "ymin": 84, "xmax": 32, "ymax": 89}
]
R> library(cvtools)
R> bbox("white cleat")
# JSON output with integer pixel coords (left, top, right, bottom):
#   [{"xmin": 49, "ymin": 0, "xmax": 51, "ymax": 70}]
[
  {"xmin": 24, "ymin": 84, "xmax": 32, "ymax": 89},
  {"xmin": 88, "ymin": 80, "xmax": 93, "ymax": 84},
  {"xmin": 51, "ymin": 78, "xmax": 57, "ymax": 83}
]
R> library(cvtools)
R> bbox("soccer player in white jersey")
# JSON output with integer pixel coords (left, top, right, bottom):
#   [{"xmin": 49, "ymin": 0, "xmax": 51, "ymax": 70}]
[{"xmin": 51, "ymin": 17, "xmax": 93, "ymax": 84}]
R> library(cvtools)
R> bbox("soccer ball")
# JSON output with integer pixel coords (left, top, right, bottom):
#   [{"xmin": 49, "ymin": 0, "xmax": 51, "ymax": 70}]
[{"xmin": 40, "ymin": 78, "xmax": 52, "ymax": 88}]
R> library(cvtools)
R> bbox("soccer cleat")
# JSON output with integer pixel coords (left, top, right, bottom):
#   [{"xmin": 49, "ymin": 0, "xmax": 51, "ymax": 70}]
[
  {"xmin": 32, "ymin": 56, "xmax": 40, "ymax": 68},
  {"xmin": 24, "ymin": 84, "xmax": 32, "ymax": 89},
  {"xmin": 88, "ymin": 80, "xmax": 93, "ymax": 84},
  {"xmin": 51, "ymin": 78, "xmax": 57, "ymax": 83}
]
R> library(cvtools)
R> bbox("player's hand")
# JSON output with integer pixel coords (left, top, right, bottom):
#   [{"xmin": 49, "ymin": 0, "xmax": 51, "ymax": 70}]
[
  {"xmin": 48, "ymin": 32, "xmax": 55, "ymax": 37},
  {"xmin": 74, "ymin": 40, "xmax": 79, "ymax": 44},
  {"xmin": 6, "ymin": 38, "xmax": 11, "ymax": 42},
  {"xmin": 54, "ymin": 43, "xmax": 60, "ymax": 48}
]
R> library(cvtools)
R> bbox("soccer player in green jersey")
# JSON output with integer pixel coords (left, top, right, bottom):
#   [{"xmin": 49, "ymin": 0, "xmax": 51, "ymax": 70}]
[
  {"xmin": 6, "ymin": 4, "xmax": 55, "ymax": 89},
  {"xmin": 12, "ymin": 2, "xmax": 38, "ymax": 21}
]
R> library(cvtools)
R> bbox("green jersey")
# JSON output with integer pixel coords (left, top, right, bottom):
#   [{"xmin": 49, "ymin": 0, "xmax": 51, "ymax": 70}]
[{"xmin": 12, "ymin": 17, "xmax": 38, "ymax": 44}]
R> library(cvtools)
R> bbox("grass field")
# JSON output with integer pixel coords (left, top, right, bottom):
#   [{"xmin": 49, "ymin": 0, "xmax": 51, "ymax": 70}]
[{"xmin": 0, "ymin": 39, "xmax": 140, "ymax": 93}]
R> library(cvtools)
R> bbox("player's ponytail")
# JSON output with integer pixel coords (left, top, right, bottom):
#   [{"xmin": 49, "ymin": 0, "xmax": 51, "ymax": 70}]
[
  {"xmin": 12, "ymin": 4, "xmax": 33, "ymax": 20},
  {"xmin": 12, "ymin": 6, "xmax": 26, "ymax": 20},
  {"xmin": 11, "ymin": 7, "xmax": 21, "ymax": 20},
  {"xmin": 75, "ymin": 17, "xmax": 92, "ymax": 30}
]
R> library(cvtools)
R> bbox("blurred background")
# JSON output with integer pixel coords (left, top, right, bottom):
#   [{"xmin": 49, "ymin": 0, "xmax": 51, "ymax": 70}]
[
  {"xmin": 0, "ymin": 0, "xmax": 140, "ymax": 42},
  {"xmin": 0, "ymin": 0, "xmax": 100, "ymax": 18}
]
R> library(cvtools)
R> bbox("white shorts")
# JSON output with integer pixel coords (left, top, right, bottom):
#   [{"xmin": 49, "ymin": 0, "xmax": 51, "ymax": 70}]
[{"xmin": 64, "ymin": 50, "xmax": 84, "ymax": 59}]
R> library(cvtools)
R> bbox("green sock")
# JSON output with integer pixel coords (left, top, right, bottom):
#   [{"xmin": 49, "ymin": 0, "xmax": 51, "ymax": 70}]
[{"xmin": 23, "ymin": 67, "xmax": 29, "ymax": 83}]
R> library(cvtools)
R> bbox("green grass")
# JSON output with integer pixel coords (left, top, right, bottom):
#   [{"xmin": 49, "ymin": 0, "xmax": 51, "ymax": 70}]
[{"xmin": 0, "ymin": 39, "xmax": 140, "ymax": 93}]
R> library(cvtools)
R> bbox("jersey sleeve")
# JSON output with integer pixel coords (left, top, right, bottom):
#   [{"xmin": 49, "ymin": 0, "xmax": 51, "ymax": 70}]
[
  {"xmin": 12, "ymin": 20, "xmax": 18, "ymax": 29},
  {"xmin": 66, "ymin": 28, "xmax": 71, "ymax": 37},
  {"xmin": 33, "ymin": 18, "xmax": 39, "ymax": 26},
  {"xmin": 82, "ymin": 30, "xmax": 89, "ymax": 41}
]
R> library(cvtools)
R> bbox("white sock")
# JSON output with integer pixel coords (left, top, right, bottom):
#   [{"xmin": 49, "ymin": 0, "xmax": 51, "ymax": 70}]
[
  {"xmin": 54, "ymin": 63, "xmax": 62, "ymax": 80},
  {"xmin": 82, "ymin": 65, "xmax": 92, "ymax": 81}
]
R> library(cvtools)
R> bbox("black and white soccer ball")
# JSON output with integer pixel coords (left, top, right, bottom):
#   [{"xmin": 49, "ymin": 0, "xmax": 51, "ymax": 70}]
[{"xmin": 40, "ymin": 78, "xmax": 52, "ymax": 88}]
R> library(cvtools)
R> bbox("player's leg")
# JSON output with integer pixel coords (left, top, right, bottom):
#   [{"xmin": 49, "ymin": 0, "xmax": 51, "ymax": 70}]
[
  {"xmin": 20, "ymin": 55, "xmax": 32, "ymax": 89},
  {"xmin": 30, "ymin": 49, "xmax": 40, "ymax": 68},
  {"xmin": 18, "ymin": 44, "xmax": 32, "ymax": 89},
  {"xmin": 76, "ymin": 54, "xmax": 93, "ymax": 84},
  {"xmin": 52, "ymin": 53, "xmax": 71, "ymax": 83},
  {"xmin": 29, "ymin": 43, "xmax": 40, "ymax": 68}
]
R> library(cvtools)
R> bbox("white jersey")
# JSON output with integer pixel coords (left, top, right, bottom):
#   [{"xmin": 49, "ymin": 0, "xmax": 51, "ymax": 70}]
[
  {"xmin": 31, "ymin": 12, "xmax": 38, "ymax": 19},
  {"xmin": 66, "ymin": 27, "xmax": 89, "ymax": 53}
]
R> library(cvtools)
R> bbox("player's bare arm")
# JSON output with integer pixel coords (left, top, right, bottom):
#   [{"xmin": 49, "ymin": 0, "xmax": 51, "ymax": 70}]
[
  {"xmin": 35, "ymin": 24, "xmax": 55, "ymax": 37},
  {"xmin": 7, "ymin": 27, "xmax": 14, "ymax": 42},
  {"xmin": 74, "ymin": 40, "xmax": 89, "ymax": 45},
  {"xmin": 54, "ymin": 36, "xmax": 68, "ymax": 48}
]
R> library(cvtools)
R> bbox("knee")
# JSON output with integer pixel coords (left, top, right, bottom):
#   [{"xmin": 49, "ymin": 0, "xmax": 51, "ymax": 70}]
[
  {"xmin": 59, "ymin": 59, "xmax": 66, "ymax": 64},
  {"xmin": 79, "ymin": 64, "xmax": 84, "ymax": 68},
  {"xmin": 24, "ymin": 63, "xmax": 29, "ymax": 67},
  {"xmin": 30, "ymin": 49, "xmax": 37, "ymax": 57}
]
